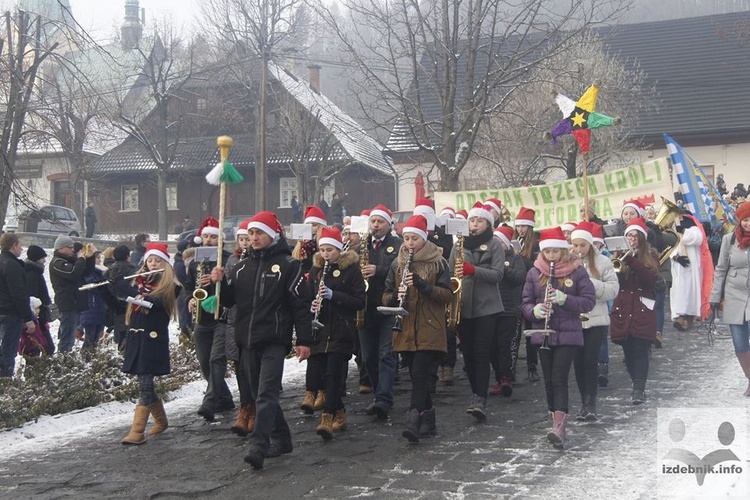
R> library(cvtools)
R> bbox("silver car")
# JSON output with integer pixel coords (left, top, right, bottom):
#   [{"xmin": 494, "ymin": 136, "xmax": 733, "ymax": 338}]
[{"xmin": 20, "ymin": 204, "xmax": 83, "ymax": 236}]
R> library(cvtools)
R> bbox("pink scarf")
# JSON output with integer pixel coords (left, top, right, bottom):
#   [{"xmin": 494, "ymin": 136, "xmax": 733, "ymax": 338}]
[{"xmin": 533, "ymin": 253, "xmax": 581, "ymax": 278}]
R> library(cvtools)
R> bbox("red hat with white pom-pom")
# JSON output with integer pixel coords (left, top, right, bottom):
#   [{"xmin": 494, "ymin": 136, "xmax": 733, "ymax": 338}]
[
  {"xmin": 143, "ymin": 242, "xmax": 171, "ymax": 265},
  {"xmin": 247, "ymin": 211, "xmax": 282, "ymax": 239},
  {"xmin": 194, "ymin": 216, "xmax": 220, "ymax": 244},
  {"xmin": 515, "ymin": 207, "xmax": 536, "ymax": 227},
  {"xmin": 318, "ymin": 227, "xmax": 344, "ymax": 250},
  {"xmin": 303, "ymin": 205, "xmax": 328, "ymax": 226},
  {"xmin": 493, "ymin": 226, "xmax": 514, "ymax": 248},
  {"xmin": 402, "ymin": 215, "xmax": 428, "ymax": 241},
  {"xmin": 539, "ymin": 227, "xmax": 569, "ymax": 250},
  {"xmin": 370, "ymin": 204, "xmax": 393, "ymax": 224}
]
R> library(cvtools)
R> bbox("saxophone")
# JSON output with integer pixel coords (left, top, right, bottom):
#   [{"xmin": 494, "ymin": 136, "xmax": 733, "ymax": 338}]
[
  {"xmin": 447, "ymin": 234, "xmax": 464, "ymax": 331},
  {"xmin": 192, "ymin": 258, "xmax": 210, "ymax": 325},
  {"xmin": 355, "ymin": 233, "xmax": 371, "ymax": 330}
]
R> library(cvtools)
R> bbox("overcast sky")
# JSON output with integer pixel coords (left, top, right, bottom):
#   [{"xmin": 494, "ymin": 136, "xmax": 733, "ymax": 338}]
[{"xmin": 67, "ymin": 0, "xmax": 199, "ymax": 41}]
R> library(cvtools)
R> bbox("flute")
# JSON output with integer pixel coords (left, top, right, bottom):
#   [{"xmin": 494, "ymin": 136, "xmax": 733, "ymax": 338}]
[{"xmin": 79, "ymin": 269, "xmax": 164, "ymax": 291}]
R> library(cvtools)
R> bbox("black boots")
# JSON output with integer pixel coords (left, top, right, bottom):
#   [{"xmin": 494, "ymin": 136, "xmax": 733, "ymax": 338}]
[
  {"xmin": 419, "ymin": 407, "xmax": 437, "ymax": 438},
  {"xmin": 402, "ymin": 409, "xmax": 422, "ymax": 443}
]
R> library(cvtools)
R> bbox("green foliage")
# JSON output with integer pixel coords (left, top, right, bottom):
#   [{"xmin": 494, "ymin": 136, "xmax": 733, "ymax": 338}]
[{"xmin": 0, "ymin": 341, "xmax": 201, "ymax": 430}]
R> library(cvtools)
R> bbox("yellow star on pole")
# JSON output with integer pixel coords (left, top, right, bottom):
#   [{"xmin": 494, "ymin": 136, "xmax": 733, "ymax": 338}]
[{"xmin": 571, "ymin": 111, "xmax": 587, "ymax": 128}]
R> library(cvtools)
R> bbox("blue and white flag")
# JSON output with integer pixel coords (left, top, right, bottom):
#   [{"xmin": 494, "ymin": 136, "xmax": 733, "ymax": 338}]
[{"xmin": 664, "ymin": 133, "xmax": 736, "ymax": 231}]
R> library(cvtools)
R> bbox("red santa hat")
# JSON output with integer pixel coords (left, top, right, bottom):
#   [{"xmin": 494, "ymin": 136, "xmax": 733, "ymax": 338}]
[
  {"xmin": 318, "ymin": 227, "xmax": 344, "ymax": 250},
  {"xmin": 236, "ymin": 218, "xmax": 251, "ymax": 236},
  {"xmin": 493, "ymin": 226, "xmax": 514, "ymax": 248},
  {"xmin": 484, "ymin": 198, "xmax": 503, "ymax": 217},
  {"xmin": 143, "ymin": 242, "xmax": 171, "ymax": 265},
  {"xmin": 402, "ymin": 215, "xmax": 428, "ymax": 241},
  {"xmin": 440, "ymin": 206, "xmax": 456, "ymax": 218},
  {"xmin": 195, "ymin": 216, "xmax": 220, "ymax": 244},
  {"xmin": 303, "ymin": 205, "xmax": 328, "ymax": 226},
  {"xmin": 370, "ymin": 204, "xmax": 393, "ymax": 224},
  {"xmin": 560, "ymin": 221, "xmax": 577, "ymax": 233},
  {"xmin": 622, "ymin": 199, "xmax": 646, "ymax": 217},
  {"xmin": 515, "ymin": 207, "xmax": 536, "ymax": 227},
  {"xmin": 590, "ymin": 223, "xmax": 605, "ymax": 245},
  {"xmin": 469, "ymin": 201, "xmax": 494, "ymax": 225},
  {"xmin": 570, "ymin": 221, "xmax": 595, "ymax": 245},
  {"xmin": 413, "ymin": 198, "xmax": 436, "ymax": 230},
  {"xmin": 360, "ymin": 209, "xmax": 371, "ymax": 217},
  {"xmin": 456, "ymin": 209, "xmax": 468, "ymax": 220},
  {"xmin": 539, "ymin": 227, "xmax": 569, "ymax": 250},
  {"xmin": 625, "ymin": 217, "xmax": 649, "ymax": 238},
  {"xmin": 247, "ymin": 211, "xmax": 282, "ymax": 239}
]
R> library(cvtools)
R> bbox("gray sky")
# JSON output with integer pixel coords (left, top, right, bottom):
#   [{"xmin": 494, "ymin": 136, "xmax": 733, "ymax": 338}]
[{"xmin": 67, "ymin": 0, "xmax": 199, "ymax": 41}]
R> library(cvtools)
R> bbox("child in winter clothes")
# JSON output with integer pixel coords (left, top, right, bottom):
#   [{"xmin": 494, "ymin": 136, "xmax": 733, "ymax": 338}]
[
  {"xmin": 18, "ymin": 297, "xmax": 50, "ymax": 357},
  {"xmin": 521, "ymin": 227, "xmax": 596, "ymax": 449},
  {"xmin": 79, "ymin": 248, "xmax": 108, "ymax": 350}
]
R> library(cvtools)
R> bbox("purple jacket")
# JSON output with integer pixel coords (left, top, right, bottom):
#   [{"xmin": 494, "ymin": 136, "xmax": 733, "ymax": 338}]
[{"xmin": 521, "ymin": 265, "xmax": 596, "ymax": 346}]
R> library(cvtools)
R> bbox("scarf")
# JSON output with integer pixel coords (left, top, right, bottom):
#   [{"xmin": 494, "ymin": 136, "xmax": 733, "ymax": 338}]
[
  {"xmin": 464, "ymin": 226, "xmax": 493, "ymax": 250},
  {"xmin": 132, "ymin": 274, "xmax": 158, "ymax": 313},
  {"xmin": 396, "ymin": 241, "xmax": 444, "ymax": 279},
  {"xmin": 735, "ymin": 226, "xmax": 750, "ymax": 250},
  {"xmin": 533, "ymin": 253, "xmax": 580, "ymax": 280}
]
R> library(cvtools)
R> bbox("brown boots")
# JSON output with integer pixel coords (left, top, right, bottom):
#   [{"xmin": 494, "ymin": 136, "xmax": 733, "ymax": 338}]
[
  {"xmin": 121, "ymin": 405, "xmax": 150, "ymax": 445},
  {"xmin": 331, "ymin": 409, "xmax": 347, "ymax": 432},
  {"xmin": 148, "ymin": 400, "xmax": 168, "ymax": 436},
  {"xmin": 301, "ymin": 390, "xmax": 327, "ymax": 414},
  {"xmin": 316, "ymin": 413, "xmax": 334, "ymax": 440},
  {"xmin": 231, "ymin": 404, "xmax": 257, "ymax": 436},
  {"xmin": 314, "ymin": 390, "xmax": 326, "ymax": 411},
  {"xmin": 547, "ymin": 411, "xmax": 568, "ymax": 450}
]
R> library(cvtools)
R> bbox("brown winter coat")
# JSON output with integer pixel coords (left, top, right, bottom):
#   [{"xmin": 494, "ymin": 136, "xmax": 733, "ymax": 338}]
[
  {"xmin": 609, "ymin": 251, "xmax": 659, "ymax": 344},
  {"xmin": 383, "ymin": 242, "xmax": 452, "ymax": 353}
]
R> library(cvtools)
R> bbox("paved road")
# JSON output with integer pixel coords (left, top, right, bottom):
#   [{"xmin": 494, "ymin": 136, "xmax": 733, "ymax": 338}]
[{"xmin": 0, "ymin": 319, "xmax": 745, "ymax": 499}]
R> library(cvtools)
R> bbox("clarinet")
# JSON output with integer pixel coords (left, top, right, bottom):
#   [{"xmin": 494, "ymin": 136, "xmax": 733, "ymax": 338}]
[
  {"xmin": 540, "ymin": 260, "xmax": 555, "ymax": 350},
  {"xmin": 311, "ymin": 260, "xmax": 330, "ymax": 340},
  {"xmin": 392, "ymin": 248, "xmax": 414, "ymax": 332}
]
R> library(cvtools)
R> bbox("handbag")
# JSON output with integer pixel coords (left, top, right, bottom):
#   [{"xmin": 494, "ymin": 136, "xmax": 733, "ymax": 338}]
[{"xmin": 46, "ymin": 304, "xmax": 61, "ymax": 323}]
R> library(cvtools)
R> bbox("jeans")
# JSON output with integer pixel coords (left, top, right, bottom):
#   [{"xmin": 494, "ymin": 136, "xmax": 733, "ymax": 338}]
[
  {"xmin": 621, "ymin": 337, "xmax": 651, "ymax": 391},
  {"xmin": 459, "ymin": 314, "xmax": 500, "ymax": 398},
  {"xmin": 194, "ymin": 323, "xmax": 233, "ymax": 410},
  {"xmin": 401, "ymin": 350, "xmax": 440, "ymax": 411},
  {"xmin": 244, "ymin": 343, "xmax": 291, "ymax": 455},
  {"xmin": 137, "ymin": 374, "xmax": 157, "ymax": 406},
  {"xmin": 539, "ymin": 344, "xmax": 577, "ymax": 413},
  {"xmin": 359, "ymin": 315, "xmax": 397, "ymax": 407},
  {"xmin": 58, "ymin": 310, "xmax": 79, "ymax": 353},
  {"xmin": 655, "ymin": 289, "xmax": 666, "ymax": 334},
  {"xmin": 0, "ymin": 314, "xmax": 23, "ymax": 377},
  {"xmin": 574, "ymin": 326, "xmax": 607, "ymax": 401},
  {"xmin": 81, "ymin": 323, "xmax": 103, "ymax": 350},
  {"xmin": 730, "ymin": 322, "xmax": 750, "ymax": 354}
]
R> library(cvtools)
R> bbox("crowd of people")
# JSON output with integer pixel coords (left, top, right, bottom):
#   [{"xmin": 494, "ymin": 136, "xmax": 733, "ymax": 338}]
[{"xmin": 1, "ymin": 192, "xmax": 748, "ymax": 471}]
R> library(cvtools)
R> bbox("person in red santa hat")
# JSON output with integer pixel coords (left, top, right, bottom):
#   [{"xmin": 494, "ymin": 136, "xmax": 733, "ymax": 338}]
[
  {"xmin": 306, "ymin": 227, "xmax": 365, "ymax": 440},
  {"xmin": 415, "ymin": 197, "xmax": 452, "ymax": 260},
  {"xmin": 521, "ymin": 227, "xmax": 595, "ymax": 449},
  {"xmin": 609, "ymin": 217, "xmax": 659, "ymax": 405},
  {"xmin": 119, "ymin": 242, "xmax": 181, "ymax": 445},
  {"xmin": 484, "ymin": 197, "xmax": 505, "ymax": 228},
  {"xmin": 384, "ymin": 214, "xmax": 451, "ymax": 442},
  {"xmin": 292, "ymin": 205, "xmax": 329, "ymax": 272},
  {"xmin": 513, "ymin": 206, "xmax": 542, "ymax": 382},
  {"xmin": 185, "ymin": 216, "xmax": 234, "ymax": 422},
  {"xmin": 211, "ymin": 211, "xmax": 314, "ymax": 469}
]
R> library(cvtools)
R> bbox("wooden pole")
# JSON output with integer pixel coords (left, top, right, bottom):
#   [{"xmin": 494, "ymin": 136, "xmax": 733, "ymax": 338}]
[
  {"xmin": 582, "ymin": 152, "xmax": 590, "ymax": 222},
  {"xmin": 214, "ymin": 136, "xmax": 233, "ymax": 319}
]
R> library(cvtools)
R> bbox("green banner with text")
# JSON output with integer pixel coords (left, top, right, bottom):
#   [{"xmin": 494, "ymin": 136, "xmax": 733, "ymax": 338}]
[{"xmin": 434, "ymin": 158, "xmax": 674, "ymax": 229}]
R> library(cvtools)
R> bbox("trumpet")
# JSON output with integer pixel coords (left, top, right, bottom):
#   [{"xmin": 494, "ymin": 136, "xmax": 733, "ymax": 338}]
[
  {"xmin": 311, "ymin": 260, "xmax": 330, "ymax": 340},
  {"xmin": 612, "ymin": 249, "xmax": 634, "ymax": 274},
  {"xmin": 192, "ymin": 258, "xmax": 210, "ymax": 324}
]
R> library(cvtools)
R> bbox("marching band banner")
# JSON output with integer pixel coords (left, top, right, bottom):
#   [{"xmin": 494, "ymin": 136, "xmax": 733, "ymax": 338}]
[{"xmin": 434, "ymin": 158, "xmax": 674, "ymax": 230}]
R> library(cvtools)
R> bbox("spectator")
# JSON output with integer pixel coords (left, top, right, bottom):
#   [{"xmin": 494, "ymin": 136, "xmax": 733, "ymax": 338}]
[
  {"xmin": 105, "ymin": 245, "xmax": 136, "ymax": 352},
  {"xmin": 291, "ymin": 196, "xmax": 302, "ymax": 223},
  {"xmin": 330, "ymin": 193, "xmax": 346, "ymax": 225},
  {"xmin": 49, "ymin": 235, "xmax": 89, "ymax": 353},
  {"xmin": 84, "ymin": 201, "xmax": 97, "ymax": 238},
  {"xmin": 731, "ymin": 183, "xmax": 748, "ymax": 201},
  {"xmin": 0, "ymin": 232, "xmax": 35, "ymax": 377},
  {"xmin": 18, "ymin": 297, "xmax": 49, "ymax": 357},
  {"xmin": 317, "ymin": 196, "xmax": 330, "ymax": 219},
  {"xmin": 24, "ymin": 245, "xmax": 55, "ymax": 355},
  {"xmin": 182, "ymin": 215, "xmax": 196, "ymax": 232},
  {"xmin": 716, "ymin": 173, "xmax": 728, "ymax": 196},
  {"xmin": 78, "ymin": 248, "xmax": 108, "ymax": 350},
  {"xmin": 130, "ymin": 233, "xmax": 150, "ymax": 268}
]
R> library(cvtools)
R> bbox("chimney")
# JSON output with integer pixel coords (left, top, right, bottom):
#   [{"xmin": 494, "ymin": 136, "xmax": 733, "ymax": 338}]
[
  {"xmin": 308, "ymin": 64, "xmax": 321, "ymax": 94},
  {"xmin": 121, "ymin": 0, "xmax": 143, "ymax": 50}
]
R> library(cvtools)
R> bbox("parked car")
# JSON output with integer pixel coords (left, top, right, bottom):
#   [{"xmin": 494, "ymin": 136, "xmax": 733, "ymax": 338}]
[
  {"xmin": 175, "ymin": 215, "xmax": 253, "ymax": 243},
  {"xmin": 392, "ymin": 210, "xmax": 412, "ymax": 235},
  {"xmin": 2, "ymin": 204, "xmax": 22, "ymax": 232},
  {"xmin": 17, "ymin": 205, "xmax": 82, "ymax": 236}
]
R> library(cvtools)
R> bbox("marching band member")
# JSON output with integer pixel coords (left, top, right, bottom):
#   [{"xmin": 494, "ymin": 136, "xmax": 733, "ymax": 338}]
[
  {"xmin": 514, "ymin": 207, "xmax": 541, "ymax": 382},
  {"xmin": 359, "ymin": 204, "xmax": 402, "ymax": 420},
  {"xmin": 450, "ymin": 202, "xmax": 505, "ymax": 421},
  {"xmin": 560, "ymin": 222, "xmax": 576, "ymax": 244},
  {"xmin": 383, "ymin": 215, "xmax": 451, "ymax": 442},
  {"xmin": 437, "ymin": 206, "xmax": 458, "ymax": 386},
  {"xmin": 610, "ymin": 218, "xmax": 659, "ymax": 405},
  {"xmin": 186, "ymin": 216, "xmax": 234, "ymax": 422},
  {"xmin": 211, "ymin": 211, "xmax": 313, "ymax": 469},
  {"xmin": 521, "ymin": 227, "xmax": 595, "ymax": 449},
  {"xmin": 570, "ymin": 221, "xmax": 619, "ymax": 421},
  {"xmin": 119, "ymin": 243, "xmax": 180, "ymax": 445},
  {"xmin": 308, "ymin": 227, "xmax": 365, "ymax": 440},
  {"xmin": 484, "ymin": 197, "xmax": 504, "ymax": 228}
]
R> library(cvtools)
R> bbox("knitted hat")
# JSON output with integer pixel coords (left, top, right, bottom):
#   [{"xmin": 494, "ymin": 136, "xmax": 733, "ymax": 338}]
[
  {"xmin": 484, "ymin": 198, "xmax": 503, "ymax": 217},
  {"xmin": 27, "ymin": 245, "xmax": 47, "ymax": 261},
  {"xmin": 370, "ymin": 204, "xmax": 393, "ymax": 224},
  {"xmin": 304, "ymin": 205, "xmax": 327, "ymax": 226},
  {"xmin": 318, "ymin": 227, "xmax": 344, "ymax": 250},
  {"xmin": 515, "ymin": 207, "xmax": 536, "ymax": 227},
  {"xmin": 539, "ymin": 227, "xmax": 569, "ymax": 250},
  {"xmin": 247, "ymin": 211, "xmax": 282, "ymax": 239},
  {"xmin": 493, "ymin": 226, "xmax": 514, "ymax": 248},
  {"xmin": 456, "ymin": 209, "xmax": 468, "ymax": 220},
  {"xmin": 402, "ymin": 215, "xmax": 428, "ymax": 241},
  {"xmin": 54, "ymin": 235, "xmax": 75, "ymax": 250},
  {"xmin": 143, "ymin": 242, "xmax": 171, "ymax": 264},
  {"xmin": 468, "ymin": 201, "xmax": 494, "ymax": 225},
  {"xmin": 236, "ymin": 218, "xmax": 251, "ymax": 236},
  {"xmin": 579, "ymin": 198, "xmax": 597, "ymax": 215},
  {"xmin": 625, "ymin": 217, "xmax": 649, "ymax": 238},
  {"xmin": 30, "ymin": 296, "xmax": 42, "ymax": 313},
  {"xmin": 560, "ymin": 221, "xmax": 577, "ymax": 233},
  {"xmin": 413, "ymin": 198, "xmax": 436, "ymax": 230},
  {"xmin": 622, "ymin": 199, "xmax": 645, "ymax": 217},
  {"xmin": 113, "ymin": 245, "xmax": 131, "ymax": 262},
  {"xmin": 440, "ymin": 207, "xmax": 456, "ymax": 218},
  {"xmin": 736, "ymin": 202, "xmax": 750, "ymax": 222},
  {"xmin": 590, "ymin": 223, "xmax": 605, "ymax": 245},
  {"xmin": 570, "ymin": 221, "xmax": 594, "ymax": 245}
]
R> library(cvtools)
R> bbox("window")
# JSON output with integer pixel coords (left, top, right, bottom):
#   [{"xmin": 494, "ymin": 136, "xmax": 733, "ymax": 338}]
[
  {"xmin": 121, "ymin": 185, "xmax": 139, "ymax": 211},
  {"xmin": 701, "ymin": 164, "xmax": 715, "ymax": 184},
  {"xmin": 196, "ymin": 98, "xmax": 207, "ymax": 112},
  {"xmin": 279, "ymin": 177, "xmax": 298, "ymax": 208},
  {"xmin": 167, "ymin": 183, "xmax": 178, "ymax": 211}
]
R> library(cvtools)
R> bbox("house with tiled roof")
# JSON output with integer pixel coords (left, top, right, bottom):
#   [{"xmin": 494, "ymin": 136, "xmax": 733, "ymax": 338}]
[{"xmin": 386, "ymin": 11, "xmax": 750, "ymax": 208}]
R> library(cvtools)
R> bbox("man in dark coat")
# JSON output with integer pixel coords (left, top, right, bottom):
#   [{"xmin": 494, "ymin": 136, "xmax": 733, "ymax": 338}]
[
  {"xmin": 24, "ymin": 245, "xmax": 55, "ymax": 355},
  {"xmin": 84, "ymin": 201, "xmax": 97, "ymax": 238},
  {"xmin": 105, "ymin": 245, "xmax": 136, "ymax": 351},
  {"xmin": 0, "ymin": 233, "xmax": 35, "ymax": 377},
  {"xmin": 49, "ymin": 235, "xmax": 88, "ymax": 353},
  {"xmin": 130, "ymin": 233, "xmax": 150, "ymax": 268}
]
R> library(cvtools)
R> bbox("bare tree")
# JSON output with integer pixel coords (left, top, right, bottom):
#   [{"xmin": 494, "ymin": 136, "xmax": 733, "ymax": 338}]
[{"xmin": 314, "ymin": 0, "xmax": 630, "ymax": 191}]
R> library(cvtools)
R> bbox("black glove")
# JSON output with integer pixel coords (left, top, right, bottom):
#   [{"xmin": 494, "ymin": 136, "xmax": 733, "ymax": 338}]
[
  {"xmin": 412, "ymin": 274, "xmax": 433, "ymax": 296},
  {"xmin": 674, "ymin": 255, "xmax": 690, "ymax": 268}
]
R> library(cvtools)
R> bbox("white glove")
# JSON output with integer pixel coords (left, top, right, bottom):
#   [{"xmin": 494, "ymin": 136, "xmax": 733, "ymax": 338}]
[
  {"xmin": 126, "ymin": 296, "xmax": 153, "ymax": 309},
  {"xmin": 533, "ymin": 303, "xmax": 549, "ymax": 319},
  {"xmin": 550, "ymin": 289, "xmax": 567, "ymax": 306}
]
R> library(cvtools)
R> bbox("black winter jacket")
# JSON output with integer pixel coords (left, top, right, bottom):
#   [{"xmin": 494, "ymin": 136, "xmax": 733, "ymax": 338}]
[
  {"xmin": 497, "ymin": 249, "xmax": 527, "ymax": 317},
  {"xmin": 222, "ymin": 238, "xmax": 313, "ymax": 349},
  {"xmin": 49, "ymin": 251, "xmax": 87, "ymax": 313},
  {"xmin": 24, "ymin": 259, "xmax": 51, "ymax": 306},
  {"xmin": 365, "ymin": 232, "xmax": 402, "ymax": 318},
  {"xmin": 0, "ymin": 250, "xmax": 32, "ymax": 321},
  {"xmin": 307, "ymin": 251, "xmax": 365, "ymax": 356},
  {"xmin": 184, "ymin": 247, "xmax": 231, "ymax": 326}
]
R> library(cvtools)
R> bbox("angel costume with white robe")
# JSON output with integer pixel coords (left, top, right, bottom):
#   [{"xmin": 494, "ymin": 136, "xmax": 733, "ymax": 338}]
[{"xmin": 670, "ymin": 225, "xmax": 703, "ymax": 319}]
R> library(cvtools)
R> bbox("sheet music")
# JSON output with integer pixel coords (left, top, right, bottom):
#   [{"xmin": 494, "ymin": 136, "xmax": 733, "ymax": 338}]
[
  {"xmin": 446, "ymin": 218, "xmax": 470, "ymax": 236},
  {"xmin": 290, "ymin": 223, "xmax": 313, "ymax": 241}
]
